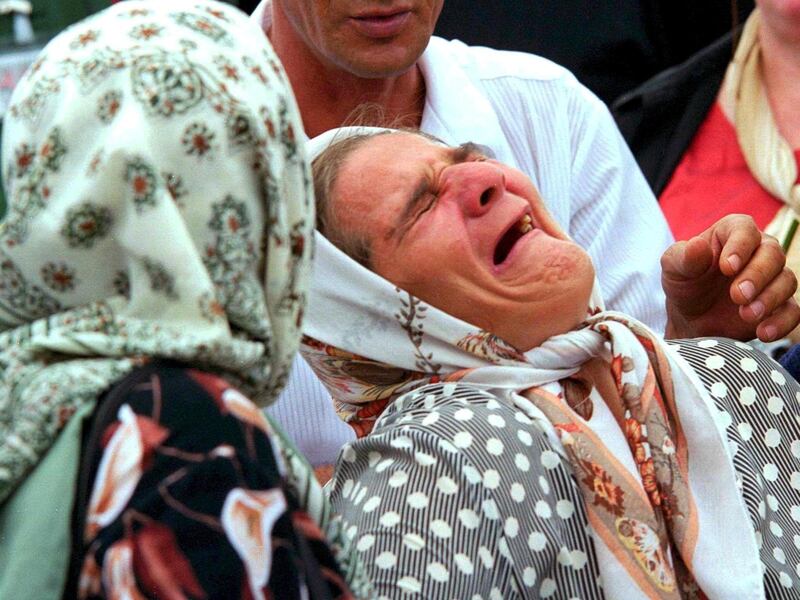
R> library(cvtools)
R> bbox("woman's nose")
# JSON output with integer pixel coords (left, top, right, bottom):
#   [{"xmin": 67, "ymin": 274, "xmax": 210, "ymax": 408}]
[{"xmin": 440, "ymin": 161, "xmax": 506, "ymax": 216}]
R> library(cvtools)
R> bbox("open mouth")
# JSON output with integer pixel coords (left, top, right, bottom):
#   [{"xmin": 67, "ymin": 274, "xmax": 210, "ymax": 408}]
[{"xmin": 493, "ymin": 213, "xmax": 533, "ymax": 265}]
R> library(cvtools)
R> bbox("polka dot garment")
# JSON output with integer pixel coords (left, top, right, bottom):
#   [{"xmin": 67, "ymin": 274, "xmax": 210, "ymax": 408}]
[
  {"xmin": 329, "ymin": 383, "xmax": 603, "ymax": 599},
  {"xmin": 329, "ymin": 339, "xmax": 800, "ymax": 599},
  {"xmin": 671, "ymin": 338, "xmax": 800, "ymax": 599}
]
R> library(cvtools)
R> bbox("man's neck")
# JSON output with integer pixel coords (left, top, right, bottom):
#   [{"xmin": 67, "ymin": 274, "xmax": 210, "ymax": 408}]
[
  {"xmin": 267, "ymin": 5, "xmax": 426, "ymax": 138},
  {"xmin": 760, "ymin": 21, "xmax": 800, "ymax": 149}
]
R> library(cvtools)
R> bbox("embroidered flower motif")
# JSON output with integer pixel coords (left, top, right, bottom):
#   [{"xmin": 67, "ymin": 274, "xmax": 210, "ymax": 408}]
[
  {"xmin": 130, "ymin": 23, "xmax": 163, "ymax": 40},
  {"xmin": 40, "ymin": 127, "xmax": 67, "ymax": 172},
  {"xmin": 13, "ymin": 143, "xmax": 35, "ymax": 177},
  {"xmin": 242, "ymin": 56, "xmax": 269, "ymax": 83},
  {"xmin": 97, "ymin": 90, "xmax": 122, "ymax": 123},
  {"xmin": 616, "ymin": 517, "xmax": 676, "ymax": 592},
  {"xmin": 40, "ymin": 261, "xmax": 78, "ymax": 292},
  {"xmin": 61, "ymin": 201, "xmax": 113, "ymax": 249},
  {"xmin": 113, "ymin": 270, "xmax": 130, "ymax": 298},
  {"xmin": 172, "ymin": 11, "xmax": 229, "ymax": 42},
  {"xmin": 163, "ymin": 172, "xmax": 187, "ymax": 205},
  {"xmin": 132, "ymin": 55, "xmax": 204, "ymax": 117},
  {"xmin": 209, "ymin": 195, "xmax": 250, "ymax": 235},
  {"xmin": 581, "ymin": 460, "xmax": 625, "ymax": 516},
  {"xmin": 205, "ymin": 6, "xmax": 230, "ymax": 21},
  {"xmin": 0, "ymin": 256, "xmax": 61, "ymax": 316},
  {"xmin": 199, "ymin": 290, "xmax": 225, "ymax": 322},
  {"xmin": 278, "ymin": 98, "xmax": 298, "ymax": 159},
  {"xmin": 122, "ymin": 7, "xmax": 150, "ymax": 17},
  {"xmin": 263, "ymin": 113, "xmax": 276, "ymax": 138},
  {"xmin": 70, "ymin": 29, "xmax": 99, "ymax": 49},
  {"xmin": 182, "ymin": 122, "xmax": 215, "ymax": 156},
  {"xmin": 222, "ymin": 488, "xmax": 288, "ymax": 600},
  {"xmin": 84, "ymin": 404, "xmax": 169, "ymax": 540},
  {"xmin": 214, "ymin": 55, "xmax": 240, "ymax": 81},
  {"xmin": 142, "ymin": 257, "xmax": 178, "ymax": 299},
  {"xmin": 125, "ymin": 157, "xmax": 158, "ymax": 211},
  {"xmin": 227, "ymin": 112, "xmax": 254, "ymax": 147},
  {"xmin": 77, "ymin": 56, "xmax": 112, "ymax": 89}
]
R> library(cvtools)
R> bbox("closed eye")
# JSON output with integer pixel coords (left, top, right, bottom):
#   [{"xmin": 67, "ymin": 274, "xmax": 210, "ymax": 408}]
[{"xmin": 410, "ymin": 192, "xmax": 438, "ymax": 224}]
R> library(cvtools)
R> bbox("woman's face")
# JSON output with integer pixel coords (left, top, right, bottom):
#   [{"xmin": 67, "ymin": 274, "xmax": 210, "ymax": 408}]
[{"xmin": 329, "ymin": 133, "xmax": 595, "ymax": 351}]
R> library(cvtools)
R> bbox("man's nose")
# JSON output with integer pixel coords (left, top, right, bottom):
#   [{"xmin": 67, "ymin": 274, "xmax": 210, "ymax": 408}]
[{"xmin": 440, "ymin": 161, "xmax": 505, "ymax": 216}]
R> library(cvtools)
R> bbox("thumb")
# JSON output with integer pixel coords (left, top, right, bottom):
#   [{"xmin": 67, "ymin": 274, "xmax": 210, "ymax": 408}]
[{"xmin": 661, "ymin": 237, "xmax": 714, "ymax": 283}]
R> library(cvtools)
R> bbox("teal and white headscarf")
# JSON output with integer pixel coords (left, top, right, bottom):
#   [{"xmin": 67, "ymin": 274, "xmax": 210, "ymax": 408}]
[{"xmin": 0, "ymin": 0, "xmax": 312, "ymax": 504}]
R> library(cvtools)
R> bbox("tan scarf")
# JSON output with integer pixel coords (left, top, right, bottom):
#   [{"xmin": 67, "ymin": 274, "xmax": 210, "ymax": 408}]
[{"xmin": 720, "ymin": 9, "xmax": 800, "ymax": 310}]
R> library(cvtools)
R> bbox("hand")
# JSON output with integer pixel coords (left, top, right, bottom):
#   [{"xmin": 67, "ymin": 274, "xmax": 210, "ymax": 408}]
[{"xmin": 661, "ymin": 214, "xmax": 799, "ymax": 341}]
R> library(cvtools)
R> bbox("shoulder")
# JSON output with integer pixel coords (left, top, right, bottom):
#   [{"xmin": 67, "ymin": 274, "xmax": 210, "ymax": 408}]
[
  {"xmin": 345, "ymin": 382, "xmax": 565, "ymax": 479},
  {"xmin": 425, "ymin": 36, "xmax": 593, "ymax": 102},
  {"xmin": 428, "ymin": 37, "xmax": 570, "ymax": 81}
]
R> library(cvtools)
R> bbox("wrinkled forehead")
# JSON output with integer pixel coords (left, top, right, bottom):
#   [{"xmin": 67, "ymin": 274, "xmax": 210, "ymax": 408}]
[{"xmin": 340, "ymin": 130, "xmax": 493, "ymax": 179}]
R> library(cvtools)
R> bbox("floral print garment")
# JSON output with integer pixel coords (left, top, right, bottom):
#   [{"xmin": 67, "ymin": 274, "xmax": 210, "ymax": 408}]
[
  {"xmin": 0, "ymin": 0, "xmax": 311, "ymax": 505},
  {"xmin": 74, "ymin": 363, "xmax": 352, "ymax": 599}
]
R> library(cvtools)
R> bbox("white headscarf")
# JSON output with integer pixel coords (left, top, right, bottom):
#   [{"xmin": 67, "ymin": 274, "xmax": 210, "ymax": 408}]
[
  {"xmin": 303, "ymin": 127, "xmax": 764, "ymax": 599},
  {"xmin": 0, "ymin": 0, "xmax": 312, "ymax": 503}
]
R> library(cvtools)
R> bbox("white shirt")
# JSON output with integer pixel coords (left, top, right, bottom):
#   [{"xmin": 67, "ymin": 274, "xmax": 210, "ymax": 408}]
[{"xmin": 256, "ymin": 1, "xmax": 673, "ymax": 462}]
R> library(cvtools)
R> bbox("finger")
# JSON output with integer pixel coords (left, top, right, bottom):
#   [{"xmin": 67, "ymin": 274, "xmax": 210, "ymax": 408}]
[
  {"xmin": 714, "ymin": 215, "xmax": 762, "ymax": 277},
  {"xmin": 661, "ymin": 237, "xmax": 713, "ymax": 282},
  {"xmin": 755, "ymin": 297, "xmax": 800, "ymax": 342},
  {"xmin": 738, "ymin": 268, "xmax": 798, "ymax": 322},
  {"xmin": 729, "ymin": 235, "xmax": 786, "ymax": 305}
]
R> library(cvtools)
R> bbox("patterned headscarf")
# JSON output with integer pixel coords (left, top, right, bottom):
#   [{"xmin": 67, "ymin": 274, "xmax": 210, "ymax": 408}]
[
  {"xmin": 0, "ymin": 0, "xmax": 312, "ymax": 503},
  {"xmin": 303, "ymin": 127, "xmax": 763, "ymax": 599}
]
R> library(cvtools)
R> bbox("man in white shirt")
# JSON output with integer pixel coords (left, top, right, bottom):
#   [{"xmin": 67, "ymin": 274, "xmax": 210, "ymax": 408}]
[{"xmin": 259, "ymin": 0, "xmax": 798, "ymax": 462}]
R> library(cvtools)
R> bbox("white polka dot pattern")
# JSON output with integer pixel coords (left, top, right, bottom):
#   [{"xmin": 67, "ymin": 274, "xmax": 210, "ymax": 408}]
[
  {"xmin": 673, "ymin": 339, "xmax": 800, "ymax": 599},
  {"xmin": 328, "ymin": 383, "xmax": 603, "ymax": 598},
  {"xmin": 328, "ymin": 339, "xmax": 800, "ymax": 598}
]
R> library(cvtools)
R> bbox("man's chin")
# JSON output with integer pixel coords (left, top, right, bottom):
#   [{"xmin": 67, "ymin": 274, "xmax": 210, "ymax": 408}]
[{"xmin": 332, "ymin": 44, "xmax": 424, "ymax": 79}]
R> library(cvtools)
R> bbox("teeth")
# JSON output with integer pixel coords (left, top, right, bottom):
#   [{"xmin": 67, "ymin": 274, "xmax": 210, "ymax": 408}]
[{"xmin": 518, "ymin": 214, "xmax": 533, "ymax": 233}]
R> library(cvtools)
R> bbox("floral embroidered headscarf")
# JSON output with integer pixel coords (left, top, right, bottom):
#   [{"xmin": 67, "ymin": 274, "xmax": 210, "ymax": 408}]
[
  {"xmin": 0, "ymin": 0, "xmax": 312, "ymax": 503},
  {"xmin": 303, "ymin": 127, "xmax": 763, "ymax": 599}
]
